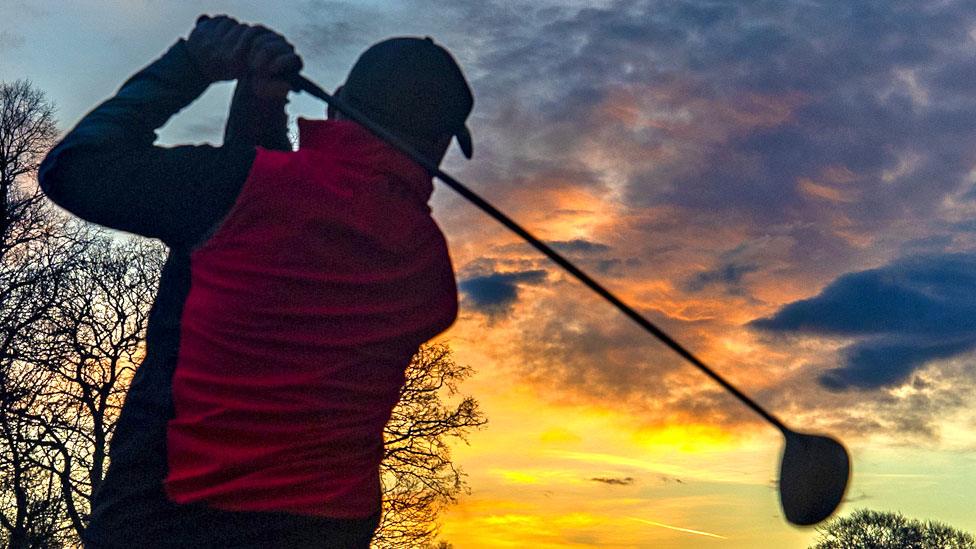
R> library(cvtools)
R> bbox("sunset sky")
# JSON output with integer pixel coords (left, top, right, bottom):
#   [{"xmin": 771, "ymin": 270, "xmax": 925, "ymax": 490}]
[{"xmin": 4, "ymin": 0, "xmax": 976, "ymax": 546}]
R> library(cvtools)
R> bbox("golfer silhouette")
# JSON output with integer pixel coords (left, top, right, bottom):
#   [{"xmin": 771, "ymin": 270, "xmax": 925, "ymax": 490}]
[{"xmin": 39, "ymin": 14, "xmax": 473, "ymax": 548}]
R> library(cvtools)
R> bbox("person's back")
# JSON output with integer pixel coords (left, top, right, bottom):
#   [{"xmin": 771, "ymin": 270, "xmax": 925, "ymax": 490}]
[{"xmin": 166, "ymin": 117, "xmax": 458, "ymax": 517}]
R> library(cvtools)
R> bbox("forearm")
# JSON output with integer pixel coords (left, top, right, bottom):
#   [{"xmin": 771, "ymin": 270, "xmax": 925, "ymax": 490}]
[{"xmin": 224, "ymin": 75, "xmax": 292, "ymax": 151}]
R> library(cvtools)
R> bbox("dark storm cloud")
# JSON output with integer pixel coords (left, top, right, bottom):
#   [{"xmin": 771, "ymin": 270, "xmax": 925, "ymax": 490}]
[
  {"xmin": 751, "ymin": 254, "xmax": 976, "ymax": 390},
  {"xmin": 823, "ymin": 337, "xmax": 975, "ymax": 392},
  {"xmin": 445, "ymin": 0, "xmax": 976, "ymax": 247},
  {"xmin": 292, "ymin": 0, "xmax": 976, "ymax": 232},
  {"xmin": 459, "ymin": 269, "xmax": 547, "ymax": 315}
]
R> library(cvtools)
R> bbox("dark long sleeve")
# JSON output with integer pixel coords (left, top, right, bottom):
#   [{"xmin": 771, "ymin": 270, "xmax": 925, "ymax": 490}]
[{"xmin": 37, "ymin": 39, "xmax": 283, "ymax": 248}]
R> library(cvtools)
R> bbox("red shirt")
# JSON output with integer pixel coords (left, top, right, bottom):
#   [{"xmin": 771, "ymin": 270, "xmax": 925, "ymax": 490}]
[{"xmin": 164, "ymin": 119, "xmax": 458, "ymax": 518}]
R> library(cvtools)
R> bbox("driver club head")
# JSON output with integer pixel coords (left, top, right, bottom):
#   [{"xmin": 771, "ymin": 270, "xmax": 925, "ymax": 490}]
[{"xmin": 779, "ymin": 431, "xmax": 850, "ymax": 526}]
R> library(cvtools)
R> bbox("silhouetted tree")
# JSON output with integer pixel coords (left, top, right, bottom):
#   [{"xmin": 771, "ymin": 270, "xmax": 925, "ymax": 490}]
[
  {"xmin": 25, "ymin": 234, "xmax": 164, "ymax": 539},
  {"xmin": 811, "ymin": 509, "xmax": 976, "ymax": 549},
  {"xmin": 0, "ymin": 361, "xmax": 68, "ymax": 549},
  {"xmin": 374, "ymin": 343, "xmax": 486, "ymax": 549},
  {"xmin": 1, "ymin": 78, "xmax": 164, "ymax": 546},
  {"xmin": 0, "ymin": 78, "xmax": 73, "ymax": 549},
  {"xmin": 0, "ymin": 80, "xmax": 56, "ymax": 262},
  {"xmin": 2, "ymin": 225, "xmax": 162, "ymax": 546}
]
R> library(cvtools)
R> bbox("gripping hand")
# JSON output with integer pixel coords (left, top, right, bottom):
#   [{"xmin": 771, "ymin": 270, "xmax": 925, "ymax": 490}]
[{"xmin": 187, "ymin": 15, "xmax": 303, "ymax": 88}]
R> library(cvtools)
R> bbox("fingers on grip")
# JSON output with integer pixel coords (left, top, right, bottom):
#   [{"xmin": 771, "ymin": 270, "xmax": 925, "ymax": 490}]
[{"xmin": 249, "ymin": 32, "xmax": 302, "ymax": 77}]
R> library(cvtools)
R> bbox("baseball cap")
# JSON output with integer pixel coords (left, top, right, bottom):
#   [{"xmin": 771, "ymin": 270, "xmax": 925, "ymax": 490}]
[{"xmin": 338, "ymin": 37, "xmax": 474, "ymax": 159}]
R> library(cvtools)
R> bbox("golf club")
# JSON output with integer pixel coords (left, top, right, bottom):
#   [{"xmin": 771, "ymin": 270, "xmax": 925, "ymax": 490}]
[{"xmin": 291, "ymin": 74, "xmax": 850, "ymax": 526}]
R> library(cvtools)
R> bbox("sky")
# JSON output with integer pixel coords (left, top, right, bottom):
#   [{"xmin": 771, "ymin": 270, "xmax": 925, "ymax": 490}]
[{"xmin": 4, "ymin": 0, "xmax": 976, "ymax": 546}]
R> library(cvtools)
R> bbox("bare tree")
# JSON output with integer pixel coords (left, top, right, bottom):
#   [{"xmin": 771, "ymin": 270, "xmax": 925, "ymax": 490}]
[
  {"xmin": 0, "ymin": 78, "xmax": 73, "ymax": 549},
  {"xmin": 26, "ymin": 234, "xmax": 164, "ymax": 539},
  {"xmin": 0, "ymin": 203, "xmax": 99, "ymax": 548},
  {"xmin": 1, "ymin": 78, "xmax": 164, "ymax": 546},
  {"xmin": 0, "ymin": 359, "xmax": 67, "ymax": 549},
  {"xmin": 811, "ymin": 509, "xmax": 976, "ymax": 548},
  {"xmin": 1, "ymin": 80, "xmax": 56, "ymax": 262},
  {"xmin": 0, "ymin": 79, "xmax": 63, "ymax": 381},
  {"xmin": 2, "ymin": 222, "xmax": 164, "ymax": 546},
  {"xmin": 375, "ymin": 343, "xmax": 487, "ymax": 549}
]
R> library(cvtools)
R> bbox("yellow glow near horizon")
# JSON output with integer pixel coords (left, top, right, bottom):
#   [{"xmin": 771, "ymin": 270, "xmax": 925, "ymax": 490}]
[{"xmin": 630, "ymin": 423, "xmax": 737, "ymax": 453}]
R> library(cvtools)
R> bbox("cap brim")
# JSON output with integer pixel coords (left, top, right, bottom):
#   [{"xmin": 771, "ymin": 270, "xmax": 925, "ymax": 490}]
[{"xmin": 455, "ymin": 125, "xmax": 473, "ymax": 159}]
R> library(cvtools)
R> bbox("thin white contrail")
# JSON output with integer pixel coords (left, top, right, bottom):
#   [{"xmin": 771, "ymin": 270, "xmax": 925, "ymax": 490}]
[{"xmin": 626, "ymin": 517, "xmax": 728, "ymax": 540}]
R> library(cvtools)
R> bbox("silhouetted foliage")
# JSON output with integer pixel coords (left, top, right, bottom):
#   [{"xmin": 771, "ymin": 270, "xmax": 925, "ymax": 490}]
[
  {"xmin": 1, "ymin": 217, "xmax": 164, "ymax": 546},
  {"xmin": 25, "ymin": 234, "xmax": 164, "ymax": 539},
  {"xmin": 1, "ymin": 80, "xmax": 56, "ymax": 261},
  {"xmin": 1, "ymin": 78, "xmax": 165, "ymax": 547},
  {"xmin": 0, "ymin": 78, "xmax": 72, "ymax": 549},
  {"xmin": 375, "ymin": 343, "xmax": 486, "ymax": 549},
  {"xmin": 811, "ymin": 509, "xmax": 976, "ymax": 549}
]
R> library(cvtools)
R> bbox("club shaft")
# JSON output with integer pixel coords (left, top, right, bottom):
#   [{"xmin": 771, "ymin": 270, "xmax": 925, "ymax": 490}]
[{"xmin": 293, "ymin": 75, "xmax": 789, "ymax": 434}]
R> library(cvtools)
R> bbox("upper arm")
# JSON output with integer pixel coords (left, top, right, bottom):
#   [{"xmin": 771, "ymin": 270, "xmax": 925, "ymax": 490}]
[{"xmin": 40, "ymin": 140, "xmax": 255, "ymax": 247}]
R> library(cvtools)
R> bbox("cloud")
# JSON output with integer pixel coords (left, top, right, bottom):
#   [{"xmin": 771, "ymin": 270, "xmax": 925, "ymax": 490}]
[
  {"xmin": 291, "ymin": 1, "xmax": 372, "ymax": 66},
  {"xmin": 550, "ymin": 239, "xmax": 611, "ymax": 255},
  {"xmin": 751, "ymin": 253, "xmax": 976, "ymax": 390},
  {"xmin": 292, "ymin": 0, "xmax": 976, "ymax": 252},
  {"xmin": 289, "ymin": 0, "xmax": 976, "ymax": 436},
  {"xmin": 822, "ymin": 338, "xmax": 975, "ymax": 391},
  {"xmin": 685, "ymin": 261, "xmax": 758, "ymax": 294},
  {"xmin": 588, "ymin": 476, "xmax": 634, "ymax": 486},
  {"xmin": 439, "ymin": 0, "xmax": 976, "ymax": 427},
  {"xmin": 455, "ymin": 0, "xmax": 975, "ymax": 264},
  {"xmin": 489, "ymin": 281, "xmax": 761, "ymax": 430},
  {"xmin": 459, "ymin": 269, "xmax": 547, "ymax": 316},
  {"xmin": 177, "ymin": 115, "xmax": 226, "ymax": 143}
]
